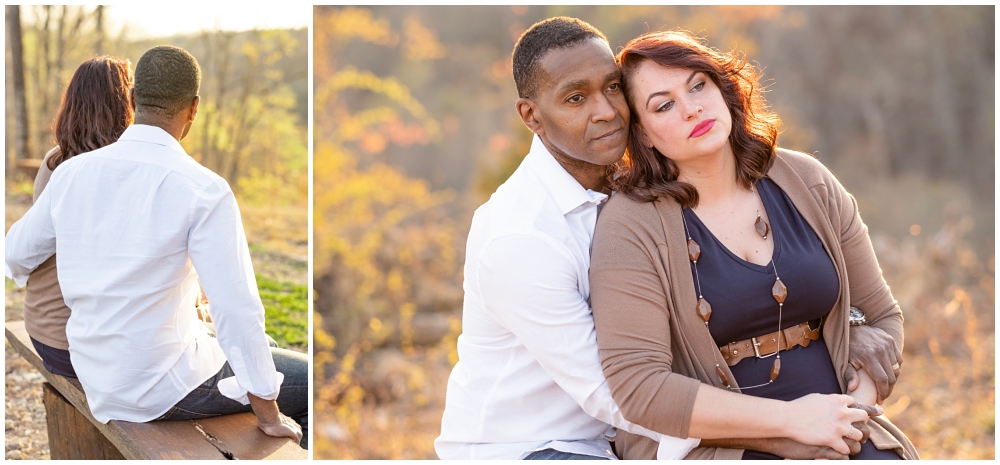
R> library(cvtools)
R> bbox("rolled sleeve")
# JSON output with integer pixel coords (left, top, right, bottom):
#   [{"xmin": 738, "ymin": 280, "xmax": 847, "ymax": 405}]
[{"xmin": 187, "ymin": 180, "xmax": 282, "ymax": 403}]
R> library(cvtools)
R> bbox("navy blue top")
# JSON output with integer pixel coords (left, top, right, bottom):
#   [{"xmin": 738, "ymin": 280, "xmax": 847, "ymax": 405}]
[
  {"xmin": 683, "ymin": 178, "xmax": 899, "ymax": 460},
  {"xmin": 685, "ymin": 178, "xmax": 843, "ymax": 459},
  {"xmin": 684, "ymin": 177, "xmax": 841, "ymax": 397}
]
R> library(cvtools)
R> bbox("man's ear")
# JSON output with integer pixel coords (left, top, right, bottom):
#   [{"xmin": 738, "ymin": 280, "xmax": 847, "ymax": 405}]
[
  {"xmin": 515, "ymin": 97, "xmax": 544, "ymax": 136},
  {"xmin": 188, "ymin": 96, "xmax": 200, "ymax": 122},
  {"xmin": 129, "ymin": 88, "xmax": 137, "ymax": 111}
]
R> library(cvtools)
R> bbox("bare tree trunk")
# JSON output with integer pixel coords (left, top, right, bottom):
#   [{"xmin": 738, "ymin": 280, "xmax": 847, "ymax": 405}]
[
  {"xmin": 7, "ymin": 5, "xmax": 31, "ymax": 173},
  {"xmin": 94, "ymin": 6, "xmax": 104, "ymax": 55},
  {"xmin": 39, "ymin": 5, "xmax": 53, "ymax": 152},
  {"xmin": 199, "ymin": 29, "xmax": 235, "ymax": 174}
]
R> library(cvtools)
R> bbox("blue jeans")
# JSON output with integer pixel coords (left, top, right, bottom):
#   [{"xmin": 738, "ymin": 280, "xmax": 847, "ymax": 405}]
[
  {"xmin": 28, "ymin": 323, "xmax": 276, "ymax": 379},
  {"xmin": 523, "ymin": 449, "xmax": 612, "ymax": 460},
  {"xmin": 154, "ymin": 347, "xmax": 308, "ymax": 449},
  {"xmin": 30, "ymin": 337, "xmax": 77, "ymax": 378}
]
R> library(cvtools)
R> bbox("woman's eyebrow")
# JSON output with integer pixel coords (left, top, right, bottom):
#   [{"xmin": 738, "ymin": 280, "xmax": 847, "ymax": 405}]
[{"xmin": 645, "ymin": 70, "xmax": 700, "ymax": 107}]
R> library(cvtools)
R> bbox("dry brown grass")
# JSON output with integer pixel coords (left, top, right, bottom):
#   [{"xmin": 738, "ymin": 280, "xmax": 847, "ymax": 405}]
[{"xmin": 314, "ymin": 220, "xmax": 995, "ymax": 460}]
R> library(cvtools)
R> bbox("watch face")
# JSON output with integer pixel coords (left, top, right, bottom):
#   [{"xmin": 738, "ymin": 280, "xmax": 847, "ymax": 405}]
[{"xmin": 849, "ymin": 307, "xmax": 865, "ymax": 324}]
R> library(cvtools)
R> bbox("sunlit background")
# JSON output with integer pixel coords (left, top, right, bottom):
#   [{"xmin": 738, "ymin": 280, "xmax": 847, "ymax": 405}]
[
  {"xmin": 4, "ymin": 5, "xmax": 309, "ymax": 459},
  {"xmin": 312, "ymin": 5, "xmax": 994, "ymax": 460}
]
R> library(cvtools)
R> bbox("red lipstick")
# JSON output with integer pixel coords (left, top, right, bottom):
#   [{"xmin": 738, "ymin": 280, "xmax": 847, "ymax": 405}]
[{"xmin": 689, "ymin": 119, "xmax": 715, "ymax": 138}]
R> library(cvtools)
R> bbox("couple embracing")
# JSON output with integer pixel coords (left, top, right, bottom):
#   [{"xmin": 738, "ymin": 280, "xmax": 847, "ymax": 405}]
[
  {"xmin": 6, "ymin": 46, "xmax": 306, "ymax": 448},
  {"xmin": 436, "ymin": 17, "xmax": 918, "ymax": 460}
]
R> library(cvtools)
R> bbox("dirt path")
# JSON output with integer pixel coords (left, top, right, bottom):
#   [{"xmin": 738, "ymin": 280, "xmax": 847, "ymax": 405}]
[{"xmin": 4, "ymin": 345, "xmax": 49, "ymax": 460}]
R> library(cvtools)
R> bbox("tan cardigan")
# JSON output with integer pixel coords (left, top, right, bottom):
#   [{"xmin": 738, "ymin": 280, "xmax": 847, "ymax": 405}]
[
  {"xmin": 590, "ymin": 148, "xmax": 915, "ymax": 459},
  {"xmin": 23, "ymin": 147, "xmax": 72, "ymax": 350}
]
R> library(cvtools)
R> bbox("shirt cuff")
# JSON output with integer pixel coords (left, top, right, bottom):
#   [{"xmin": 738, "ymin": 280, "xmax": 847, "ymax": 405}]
[
  {"xmin": 656, "ymin": 434, "xmax": 701, "ymax": 460},
  {"xmin": 218, "ymin": 372, "xmax": 283, "ymax": 405},
  {"xmin": 5, "ymin": 263, "xmax": 27, "ymax": 288}
]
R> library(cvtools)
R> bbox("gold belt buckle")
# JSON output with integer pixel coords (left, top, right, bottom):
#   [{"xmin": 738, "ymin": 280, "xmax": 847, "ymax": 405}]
[{"xmin": 752, "ymin": 336, "xmax": 779, "ymax": 358}]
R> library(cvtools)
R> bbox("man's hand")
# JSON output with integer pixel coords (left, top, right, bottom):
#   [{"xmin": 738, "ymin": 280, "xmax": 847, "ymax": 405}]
[
  {"xmin": 247, "ymin": 394, "xmax": 303, "ymax": 444},
  {"xmin": 845, "ymin": 324, "xmax": 902, "ymax": 404},
  {"xmin": 849, "ymin": 403, "xmax": 882, "ymax": 445},
  {"xmin": 257, "ymin": 412, "xmax": 303, "ymax": 443}
]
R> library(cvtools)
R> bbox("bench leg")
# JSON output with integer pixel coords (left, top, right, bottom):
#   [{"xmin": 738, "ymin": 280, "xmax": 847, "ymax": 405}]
[{"xmin": 42, "ymin": 382, "xmax": 125, "ymax": 460}]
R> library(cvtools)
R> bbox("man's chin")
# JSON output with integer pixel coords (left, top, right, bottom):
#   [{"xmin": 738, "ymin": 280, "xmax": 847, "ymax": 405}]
[{"xmin": 592, "ymin": 146, "xmax": 627, "ymax": 167}]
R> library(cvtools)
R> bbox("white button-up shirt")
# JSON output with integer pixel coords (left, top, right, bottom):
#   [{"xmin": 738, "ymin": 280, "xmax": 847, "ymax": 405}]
[
  {"xmin": 5, "ymin": 125, "xmax": 282, "ymax": 424},
  {"xmin": 435, "ymin": 136, "xmax": 699, "ymax": 460}
]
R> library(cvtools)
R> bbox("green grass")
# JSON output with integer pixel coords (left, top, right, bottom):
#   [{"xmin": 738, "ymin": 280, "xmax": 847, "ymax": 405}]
[{"xmin": 258, "ymin": 273, "xmax": 308, "ymax": 351}]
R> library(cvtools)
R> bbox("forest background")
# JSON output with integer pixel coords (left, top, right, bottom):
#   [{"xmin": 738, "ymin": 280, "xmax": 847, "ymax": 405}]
[
  {"xmin": 4, "ymin": 6, "xmax": 308, "ymax": 459},
  {"xmin": 313, "ymin": 5, "xmax": 994, "ymax": 460}
]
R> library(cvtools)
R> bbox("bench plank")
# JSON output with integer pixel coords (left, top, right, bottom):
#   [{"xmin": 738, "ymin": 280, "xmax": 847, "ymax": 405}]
[
  {"xmin": 43, "ymin": 383, "xmax": 126, "ymax": 460},
  {"xmin": 16, "ymin": 158, "xmax": 43, "ymax": 169},
  {"xmin": 5, "ymin": 321, "xmax": 306, "ymax": 460}
]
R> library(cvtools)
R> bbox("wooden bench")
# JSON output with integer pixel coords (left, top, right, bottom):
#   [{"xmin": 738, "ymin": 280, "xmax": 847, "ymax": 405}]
[
  {"xmin": 15, "ymin": 158, "xmax": 43, "ymax": 179},
  {"xmin": 5, "ymin": 321, "xmax": 307, "ymax": 460}
]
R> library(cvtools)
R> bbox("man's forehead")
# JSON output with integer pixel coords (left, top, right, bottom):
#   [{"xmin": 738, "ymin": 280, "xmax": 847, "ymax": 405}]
[{"xmin": 536, "ymin": 39, "xmax": 618, "ymax": 92}]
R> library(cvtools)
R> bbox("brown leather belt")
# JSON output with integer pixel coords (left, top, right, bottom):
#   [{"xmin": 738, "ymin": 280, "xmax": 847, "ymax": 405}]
[{"xmin": 719, "ymin": 320, "xmax": 821, "ymax": 366}]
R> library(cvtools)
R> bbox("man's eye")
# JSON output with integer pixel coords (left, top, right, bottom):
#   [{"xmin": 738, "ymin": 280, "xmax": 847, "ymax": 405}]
[
  {"xmin": 608, "ymin": 82, "xmax": 621, "ymax": 92},
  {"xmin": 567, "ymin": 94, "xmax": 584, "ymax": 103}
]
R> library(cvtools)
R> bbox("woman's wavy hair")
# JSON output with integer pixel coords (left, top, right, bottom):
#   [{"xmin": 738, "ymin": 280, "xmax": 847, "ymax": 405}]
[
  {"xmin": 49, "ymin": 56, "xmax": 134, "ymax": 170},
  {"xmin": 612, "ymin": 30, "xmax": 780, "ymax": 207}
]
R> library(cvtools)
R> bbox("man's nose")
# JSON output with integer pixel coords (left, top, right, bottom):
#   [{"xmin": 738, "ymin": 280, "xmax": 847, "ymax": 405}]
[{"xmin": 592, "ymin": 94, "xmax": 618, "ymax": 122}]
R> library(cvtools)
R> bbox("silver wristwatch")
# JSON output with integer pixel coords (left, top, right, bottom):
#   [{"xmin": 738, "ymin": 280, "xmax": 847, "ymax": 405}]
[{"xmin": 849, "ymin": 306, "xmax": 867, "ymax": 326}]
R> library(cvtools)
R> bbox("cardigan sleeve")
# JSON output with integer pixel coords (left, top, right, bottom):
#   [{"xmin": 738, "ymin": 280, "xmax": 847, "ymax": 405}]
[
  {"xmin": 32, "ymin": 147, "xmax": 59, "ymax": 203},
  {"xmin": 821, "ymin": 164, "xmax": 904, "ymax": 350},
  {"xmin": 590, "ymin": 197, "xmax": 704, "ymax": 439}
]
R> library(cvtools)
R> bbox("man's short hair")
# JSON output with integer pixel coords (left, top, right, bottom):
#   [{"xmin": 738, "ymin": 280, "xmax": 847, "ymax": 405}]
[
  {"xmin": 133, "ymin": 45, "xmax": 201, "ymax": 117},
  {"xmin": 512, "ymin": 17, "xmax": 608, "ymax": 99}
]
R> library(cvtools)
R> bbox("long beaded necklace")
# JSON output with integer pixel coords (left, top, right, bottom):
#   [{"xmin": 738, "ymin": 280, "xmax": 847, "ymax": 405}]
[{"xmin": 681, "ymin": 181, "xmax": 786, "ymax": 390}]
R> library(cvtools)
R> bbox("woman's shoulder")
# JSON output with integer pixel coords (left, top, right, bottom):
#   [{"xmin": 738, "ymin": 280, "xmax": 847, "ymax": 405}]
[
  {"xmin": 43, "ymin": 146, "xmax": 60, "ymax": 161},
  {"xmin": 597, "ymin": 191, "xmax": 673, "ymax": 246},
  {"xmin": 772, "ymin": 147, "xmax": 845, "ymax": 194},
  {"xmin": 603, "ymin": 190, "xmax": 662, "ymax": 224},
  {"xmin": 773, "ymin": 147, "xmax": 832, "ymax": 179}
]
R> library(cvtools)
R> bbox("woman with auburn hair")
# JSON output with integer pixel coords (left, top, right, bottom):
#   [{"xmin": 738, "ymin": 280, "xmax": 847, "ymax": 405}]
[
  {"xmin": 589, "ymin": 31, "xmax": 916, "ymax": 460},
  {"xmin": 24, "ymin": 56, "xmax": 134, "ymax": 377}
]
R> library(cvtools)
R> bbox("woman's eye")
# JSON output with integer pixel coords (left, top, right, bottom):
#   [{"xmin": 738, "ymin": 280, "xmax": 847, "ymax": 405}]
[
  {"xmin": 692, "ymin": 81, "xmax": 705, "ymax": 92},
  {"xmin": 656, "ymin": 101, "xmax": 674, "ymax": 112}
]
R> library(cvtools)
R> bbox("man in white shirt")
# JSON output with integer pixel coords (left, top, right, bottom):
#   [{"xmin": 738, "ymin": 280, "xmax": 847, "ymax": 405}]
[
  {"xmin": 436, "ymin": 17, "xmax": 890, "ymax": 460},
  {"xmin": 5, "ymin": 46, "xmax": 306, "ymax": 447}
]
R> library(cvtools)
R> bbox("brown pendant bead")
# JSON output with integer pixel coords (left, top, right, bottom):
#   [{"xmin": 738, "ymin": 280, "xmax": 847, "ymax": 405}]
[
  {"xmin": 695, "ymin": 297, "xmax": 712, "ymax": 323},
  {"xmin": 716, "ymin": 365, "xmax": 730, "ymax": 388},
  {"xmin": 755, "ymin": 216, "xmax": 770, "ymax": 239},
  {"xmin": 687, "ymin": 238, "xmax": 701, "ymax": 262},
  {"xmin": 770, "ymin": 358, "xmax": 781, "ymax": 381},
  {"xmin": 771, "ymin": 278, "xmax": 787, "ymax": 303}
]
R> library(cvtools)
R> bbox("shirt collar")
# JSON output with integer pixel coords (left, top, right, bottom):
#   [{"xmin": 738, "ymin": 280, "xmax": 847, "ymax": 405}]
[
  {"xmin": 117, "ymin": 124, "xmax": 188, "ymax": 155},
  {"xmin": 524, "ymin": 135, "xmax": 609, "ymax": 216}
]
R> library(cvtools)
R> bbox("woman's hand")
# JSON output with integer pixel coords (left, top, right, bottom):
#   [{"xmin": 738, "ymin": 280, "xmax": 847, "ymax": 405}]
[{"xmin": 782, "ymin": 394, "xmax": 876, "ymax": 455}]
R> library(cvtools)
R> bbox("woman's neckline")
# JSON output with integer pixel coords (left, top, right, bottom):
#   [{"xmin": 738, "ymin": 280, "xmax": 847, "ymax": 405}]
[{"xmin": 683, "ymin": 179, "xmax": 781, "ymax": 274}]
